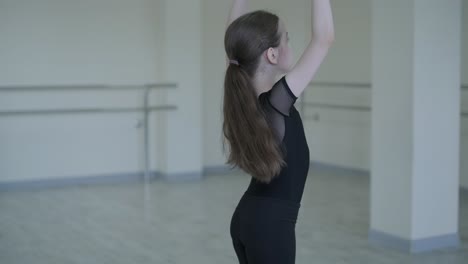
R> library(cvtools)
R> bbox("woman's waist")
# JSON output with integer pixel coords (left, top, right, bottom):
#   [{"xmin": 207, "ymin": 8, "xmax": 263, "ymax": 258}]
[{"xmin": 235, "ymin": 193, "xmax": 301, "ymax": 223}]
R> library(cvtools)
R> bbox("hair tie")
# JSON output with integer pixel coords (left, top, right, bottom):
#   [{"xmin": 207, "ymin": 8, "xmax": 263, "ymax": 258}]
[{"xmin": 229, "ymin": 59, "xmax": 240, "ymax": 66}]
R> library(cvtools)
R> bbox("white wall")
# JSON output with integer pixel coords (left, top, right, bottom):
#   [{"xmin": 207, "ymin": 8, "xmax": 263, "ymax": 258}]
[
  {"xmin": 0, "ymin": 0, "xmax": 166, "ymax": 182},
  {"xmin": 0, "ymin": 0, "xmax": 163, "ymax": 85},
  {"xmin": 307, "ymin": 0, "xmax": 468, "ymax": 188},
  {"xmin": 460, "ymin": 0, "xmax": 468, "ymax": 189},
  {"xmin": 160, "ymin": 0, "xmax": 203, "ymax": 176},
  {"xmin": 1, "ymin": 0, "xmax": 204, "ymax": 183},
  {"xmin": 464, "ymin": 0, "xmax": 468, "ymax": 86},
  {"xmin": 201, "ymin": 0, "xmax": 230, "ymax": 169},
  {"xmin": 1, "ymin": 0, "xmax": 467, "ymax": 187}
]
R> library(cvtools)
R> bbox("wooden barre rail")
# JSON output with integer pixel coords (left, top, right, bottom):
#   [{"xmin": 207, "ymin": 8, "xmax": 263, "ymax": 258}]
[
  {"xmin": 299, "ymin": 102, "xmax": 468, "ymax": 118},
  {"xmin": 0, "ymin": 83, "xmax": 177, "ymax": 92},
  {"xmin": 0, "ymin": 106, "xmax": 177, "ymax": 116},
  {"xmin": 300, "ymin": 82, "xmax": 468, "ymax": 117},
  {"xmin": 0, "ymin": 83, "xmax": 178, "ymax": 183},
  {"xmin": 307, "ymin": 82, "xmax": 468, "ymax": 90}
]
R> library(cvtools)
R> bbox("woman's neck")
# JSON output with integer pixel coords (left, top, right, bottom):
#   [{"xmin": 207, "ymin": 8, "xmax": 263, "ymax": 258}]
[{"xmin": 253, "ymin": 71, "xmax": 277, "ymax": 98}]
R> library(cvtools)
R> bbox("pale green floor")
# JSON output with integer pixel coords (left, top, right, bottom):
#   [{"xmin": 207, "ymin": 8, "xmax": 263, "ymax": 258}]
[{"xmin": 0, "ymin": 168, "xmax": 467, "ymax": 264}]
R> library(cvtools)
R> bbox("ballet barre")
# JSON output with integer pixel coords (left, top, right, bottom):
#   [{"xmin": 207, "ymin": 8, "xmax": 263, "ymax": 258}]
[
  {"xmin": 0, "ymin": 82, "xmax": 177, "ymax": 91},
  {"xmin": 300, "ymin": 82, "xmax": 468, "ymax": 119},
  {"xmin": 0, "ymin": 83, "xmax": 178, "ymax": 182}
]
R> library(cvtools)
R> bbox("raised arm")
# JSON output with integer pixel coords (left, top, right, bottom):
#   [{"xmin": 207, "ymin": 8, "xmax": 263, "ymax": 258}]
[
  {"xmin": 226, "ymin": 0, "xmax": 249, "ymax": 66},
  {"xmin": 227, "ymin": 0, "xmax": 249, "ymax": 28},
  {"xmin": 285, "ymin": 0, "xmax": 335, "ymax": 97}
]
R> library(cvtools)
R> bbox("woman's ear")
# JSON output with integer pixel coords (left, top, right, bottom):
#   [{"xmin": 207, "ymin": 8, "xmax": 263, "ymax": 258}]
[{"xmin": 265, "ymin": 47, "xmax": 279, "ymax": 65}]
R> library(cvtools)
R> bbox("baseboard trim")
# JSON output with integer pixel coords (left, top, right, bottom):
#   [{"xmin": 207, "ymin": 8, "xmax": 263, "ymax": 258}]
[
  {"xmin": 203, "ymin": 165, "xmax": 242, "ymax": 176},
  {"xmin": 0, "ymin": 171, "xmax": 160, "ymax": 192},
  {"xmin": 461, "ymin": 186, "xmax": 468, "ymax": 195},
  {"xmin": 309, "ymin": 161, "xmax": 370, "ymax": 176},
  {"xmin": 1, "ymin": 162, "xmax": 465, "ymax": 193},
  {"xmin": 369, "ymin": 229, "xmax": 460, "ymax": 253},
  {"xmin": 202, "ymin": 162, "xmax": 369, "ymax": 177},
  {"xmin": 309, "ymin": 163, "xmax": 468, "ymax": 196},
  {"xmin": 162, "ymin": 171, "xmax": 203, "ymax": 182},
  {"xmin": 0, "ymin": 169, "xmax": 208, "ymax": 191}
]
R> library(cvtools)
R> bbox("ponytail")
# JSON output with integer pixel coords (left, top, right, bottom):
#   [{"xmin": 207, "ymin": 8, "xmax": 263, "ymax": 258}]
[{"xmin": 222, "ymin": 63, "xmax": 285, "ymax": 183}]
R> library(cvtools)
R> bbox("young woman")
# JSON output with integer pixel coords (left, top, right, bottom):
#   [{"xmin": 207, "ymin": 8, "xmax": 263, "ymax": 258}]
[{"xmin": 223, "ymin": 0, "xmax": 334, "ymax": 263}]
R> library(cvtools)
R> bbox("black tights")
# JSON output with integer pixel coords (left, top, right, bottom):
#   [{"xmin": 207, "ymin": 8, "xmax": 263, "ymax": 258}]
[{"xmin": 230, "ymin": 194, "xmax": 300, "ymax": 264}]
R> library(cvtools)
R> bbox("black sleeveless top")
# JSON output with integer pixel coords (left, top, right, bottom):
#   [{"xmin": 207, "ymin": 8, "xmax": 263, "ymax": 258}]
[{"xmin": 244, "ymin": 76, "xmax": 310, "ymax": 204}]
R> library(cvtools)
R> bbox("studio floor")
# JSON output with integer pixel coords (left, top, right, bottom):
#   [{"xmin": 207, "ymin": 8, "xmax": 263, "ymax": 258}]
[{"xmin": 1, "ymin": 167, "xmax": 467, "ymax": 264}]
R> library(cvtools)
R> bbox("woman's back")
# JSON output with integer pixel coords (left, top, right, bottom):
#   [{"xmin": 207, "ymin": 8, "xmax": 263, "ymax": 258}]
[{"xmin": 245, "ymin": 76, "xmax": 310, "ymax": 204}]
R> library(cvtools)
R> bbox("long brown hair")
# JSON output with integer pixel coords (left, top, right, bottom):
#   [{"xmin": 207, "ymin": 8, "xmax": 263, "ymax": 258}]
[{"xmin": 222, "ymin": 11, "xmax": 285, "ymax": 183}]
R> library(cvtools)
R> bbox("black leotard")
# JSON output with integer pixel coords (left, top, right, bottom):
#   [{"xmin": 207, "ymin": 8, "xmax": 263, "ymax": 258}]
[
  {"xmin": 245, "ymin": 76, "xmax": 310, "ymax": 203},
  {"xmin": 230, "ymin": 76, "xmax": 310, "ymax": 264}
]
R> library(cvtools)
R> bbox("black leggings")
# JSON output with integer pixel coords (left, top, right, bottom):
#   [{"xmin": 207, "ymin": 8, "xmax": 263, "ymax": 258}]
[{"xmin": 230, "ymin": 194, "xmax": 300, "ymax": 264}]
